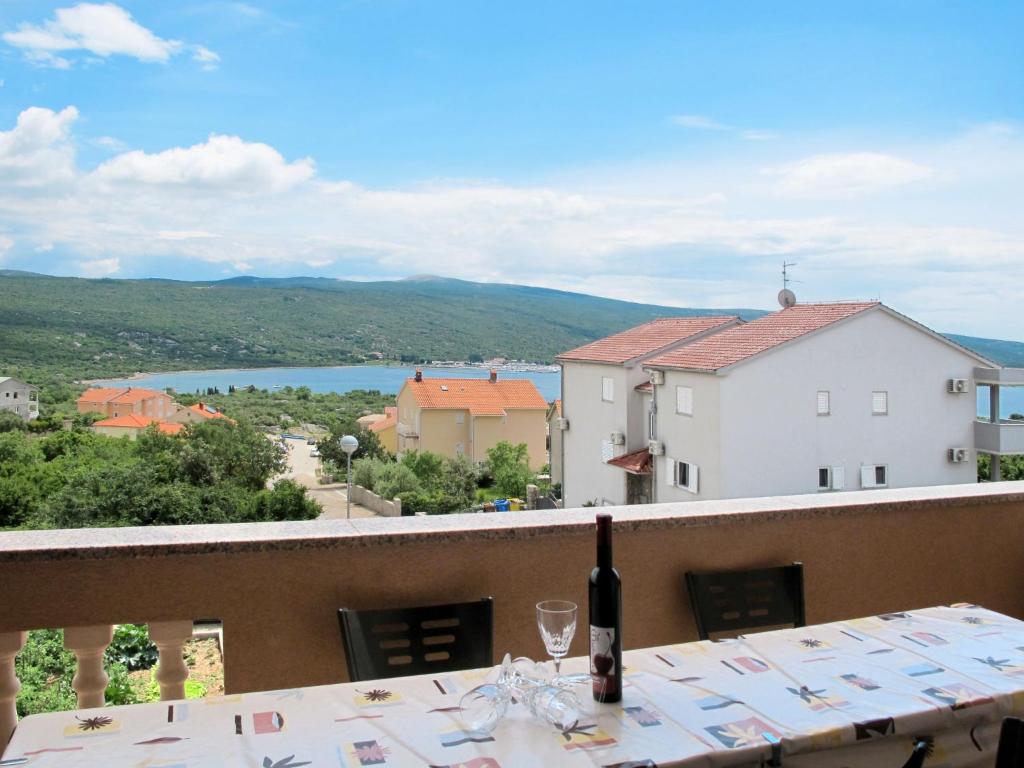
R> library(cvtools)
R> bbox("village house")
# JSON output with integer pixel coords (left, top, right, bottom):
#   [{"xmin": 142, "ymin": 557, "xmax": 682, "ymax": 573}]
[
  {"xmin": 92, "ymin": 415, "xmax": 185, "ymax": 439},
  {"xmin": 76, "ymin": 387, "xmax": 175, "ymax": 420},
  {"xmin": 0, "ymin": 377, "xmax": 39, "ymax": 421},
  {"xmin": 395, "ymin": 370, "xmax": 547, "ymax": 467}
]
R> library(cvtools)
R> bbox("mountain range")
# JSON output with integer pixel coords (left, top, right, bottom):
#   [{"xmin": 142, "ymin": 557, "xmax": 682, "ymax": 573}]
[{"xmin": 1, "ymin": 270, "xmax": 1021, "ymax": 380}]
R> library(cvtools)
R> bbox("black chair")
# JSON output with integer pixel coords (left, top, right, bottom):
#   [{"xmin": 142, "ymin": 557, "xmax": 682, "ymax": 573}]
[
  {"xmin": 338, "ymin": 597, "xmax": 493, "ymax": 682},
  {"xmin": 996, "ymin": 717, "xmax": 1024, "ymax": 768},
  {"xmin": 685, "ymin": 562, "xmax": 805, "ymax": 640},
  {"xmin": 901, "ymin": 738, "xmax": 930, "ymax": 768}
]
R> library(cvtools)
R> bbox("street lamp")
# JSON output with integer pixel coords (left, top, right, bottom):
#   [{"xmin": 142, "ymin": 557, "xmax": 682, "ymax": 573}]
[{"xmin": 340, "ymin": 434, "xmax": 359, "ymax": 519}]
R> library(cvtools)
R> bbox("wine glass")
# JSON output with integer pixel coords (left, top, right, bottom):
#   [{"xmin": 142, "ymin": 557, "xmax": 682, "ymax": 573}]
[
  {"xmin": 459, "ymin": 655, "xmax": 582, "ymax": 733},
  {"xmin": 536, "ymin": 600, "xmax": 577, "ymax": 679}
]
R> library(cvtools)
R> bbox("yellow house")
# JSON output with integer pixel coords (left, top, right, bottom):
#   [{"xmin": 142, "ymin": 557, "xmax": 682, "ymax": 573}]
[
  {"xmin": 396, "ymin": 371, "xmax": 547, "ymax": 468},
  {"xmin": 367, "ymin": 406, "xmax": 398, "ymax": 454}
]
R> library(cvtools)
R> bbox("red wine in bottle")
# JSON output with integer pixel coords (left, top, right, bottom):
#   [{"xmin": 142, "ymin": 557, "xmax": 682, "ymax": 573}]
[{"xmin": 589, "ymin": 512, "xmax": 621, "ymax": 702}]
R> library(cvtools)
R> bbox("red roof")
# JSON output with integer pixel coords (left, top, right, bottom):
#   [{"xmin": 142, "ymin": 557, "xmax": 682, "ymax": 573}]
[
  {"xmin": 189, "ymin": 402, "xmax": 230, "ymax": 420},
  {"xmin": 634, "ymin": 381, "xmax": 653, "ymax": 392},
  {"xmin": 556, "ymin": 316, "xmax": 739, "ymax": 365},
  {"xmin": 403, "ymin": 377, "xmax": 546, "ymax": 416},
  {"xmin": 607, "ymin": 448, "xmax": 653, "ymax": 475},
  {"xmin": 93, "ymin": 415, "xmax": 183, "ymax": 434},
  {"xmin": 78, "ymin": 387, "xmax": 168, "ymax": 404},
  {"xmin": 646, "ymin": 302, "xmax": 880, "ymax": 372},
  {"xmin": 368, "ymin": 407, "xmax": 398, "ymax": 433}
]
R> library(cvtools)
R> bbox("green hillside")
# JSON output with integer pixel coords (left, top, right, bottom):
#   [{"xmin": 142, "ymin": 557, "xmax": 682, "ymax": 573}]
[{"xmin": 1, "ymin": 270, "xmax": 1021, "ymax": 381}]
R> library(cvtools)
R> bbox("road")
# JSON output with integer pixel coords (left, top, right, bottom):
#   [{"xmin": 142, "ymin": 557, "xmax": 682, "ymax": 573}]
[{"xmin": 273, "ymin": 437, "xmax": 376, "ymax": 519}]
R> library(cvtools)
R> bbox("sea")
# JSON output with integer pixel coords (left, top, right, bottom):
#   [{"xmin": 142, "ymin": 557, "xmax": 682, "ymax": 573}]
[
  {"xmin": 92, "ymin": 365, "xmax": 1024, "ymax": 418},
  {"xmin": 94, "ymin": 365, "xmax": 563, "ymax": 402}
]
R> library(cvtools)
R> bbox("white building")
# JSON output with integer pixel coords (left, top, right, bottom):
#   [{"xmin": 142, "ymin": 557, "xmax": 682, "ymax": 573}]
[
  {"xmin": 555, "ymin": 316, "xmax": 742, "ymax": 508},
  {"xmin": 558, "ymin": 302, "xmax": 1008, "ymax": 507},
  {"xmin": 0, "ymin": 377, "xmax": 39, "ymax": 421}
]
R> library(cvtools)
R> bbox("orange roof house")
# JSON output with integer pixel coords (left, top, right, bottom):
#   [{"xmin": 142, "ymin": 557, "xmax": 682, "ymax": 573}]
[
  {"xmin": 556, "ymin": 316, "xmax": 741, "ymax": 366},
  {"xmin": 92, "ymin": 414, "xmax": 184, "ymax": 440},
  {"xmin": 77, "ymin": 386, "xmax": 174, "ymax": 420},
  {"xmin": 367, "ymin": 406, "xmax": 398, "ymax": 454},
  {"xmin": 396, "ymin": 371, "xmax": 547, "ymax": 468}
]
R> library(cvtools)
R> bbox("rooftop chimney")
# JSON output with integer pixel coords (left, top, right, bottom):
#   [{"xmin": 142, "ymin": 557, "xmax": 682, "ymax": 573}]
[
  {"xmin": 414, "ymin": 369, "xmax": 423, "ymax": 382},
  {"xmin": 489, "ymin": 369, "xmax": 498, "ymax": 384}
]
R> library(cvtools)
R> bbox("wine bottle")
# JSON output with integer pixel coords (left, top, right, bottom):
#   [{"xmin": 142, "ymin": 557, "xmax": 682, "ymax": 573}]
[{"xmin": 589, "ymin": 512, "xmax": 621, "ymax": 703}]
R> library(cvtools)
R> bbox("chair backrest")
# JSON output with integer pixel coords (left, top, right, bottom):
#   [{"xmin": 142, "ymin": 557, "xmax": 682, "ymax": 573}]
[
  {"xmin": 996, "ymin": 717, "xmax": 1024, "ymax": 768},
  {"xmin": 685, "ymin": 562, "xmax": 805, "ymax": 640},
  {"xmin": 338, "ymin": 597, "xmax": 494, "ymax": 682},
  {"xmin": 901, "ymin": 739, "xmax": 930, "ymax": 768}
]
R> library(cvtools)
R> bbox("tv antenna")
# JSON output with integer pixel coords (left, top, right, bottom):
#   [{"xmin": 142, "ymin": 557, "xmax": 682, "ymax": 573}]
[{"xmin": 778, "ymin": 261, "xmax": 798, "ymax": 308}]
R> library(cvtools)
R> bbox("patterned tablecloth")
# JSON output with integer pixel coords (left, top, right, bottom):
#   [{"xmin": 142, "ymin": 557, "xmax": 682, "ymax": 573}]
[{"xmin": 4, "ymin": 604, "xmax": 1024, "ymax": 768}]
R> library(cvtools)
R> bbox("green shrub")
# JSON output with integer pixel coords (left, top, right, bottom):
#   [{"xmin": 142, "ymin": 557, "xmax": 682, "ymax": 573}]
[
  {"xmin": 106, "ymin": 623, "xmax": 158, "ymax": 671},
  {"xmin": 350, "ymin": 456, "xmax": 382, "ymax": 490},
  {"xmin": 372, "ymin": 462, "xmax": 421, "ymax": 499},
  {"xmin": 105, "ymin": 662, "xmax": 139, "ymax": 706}
]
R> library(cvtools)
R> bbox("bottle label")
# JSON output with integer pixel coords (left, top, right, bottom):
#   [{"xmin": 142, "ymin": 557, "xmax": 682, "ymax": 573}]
[{"xmin": 590, "ymin": 625, "xmax": 616, "ymax": 676}]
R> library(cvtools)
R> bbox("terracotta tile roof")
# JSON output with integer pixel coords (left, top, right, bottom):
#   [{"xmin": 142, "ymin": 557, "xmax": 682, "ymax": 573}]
[
  {"xmin": 189, "ymin": 402, "xmax": 230, "ymax": 420},
  {"xmin": 607, "ymin": 447, "xmax": 653, "ymax": 475},
  {"xmin": 368, "ymin": 407, "xmax": 397, "ymax": 433},
  {"xmin": 634, "ymin": 381, "xmax": 653, "ymax": 392},
  {"xmin": 646, "ymin": 302, "xmax": 880, "ymax": 372},
  {"xmin": 404, "ymin": 377, "xmax": 546, "ymax": 416},
  {"xmin": 556, "ymin": 316, "xmax": 739, "ymax": 365},
  {"xmin": 78, "ymin": 387, "xmax": 167, "ymax": 404},
  {"xmin": 93, "ymin": 415, "xmax": 183, "ymax": 434}
]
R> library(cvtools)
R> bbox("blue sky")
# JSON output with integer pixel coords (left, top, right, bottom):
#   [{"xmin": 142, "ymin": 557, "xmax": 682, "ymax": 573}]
[{"xmin": 1, "ymin": 1, "xmax": 1023, "ymax": 338}]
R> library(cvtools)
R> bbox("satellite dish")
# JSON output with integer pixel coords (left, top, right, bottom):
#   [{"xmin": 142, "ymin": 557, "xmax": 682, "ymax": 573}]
[{"xmin": 778, "ymin": 289, "xmax": 796, "ymax": 308}]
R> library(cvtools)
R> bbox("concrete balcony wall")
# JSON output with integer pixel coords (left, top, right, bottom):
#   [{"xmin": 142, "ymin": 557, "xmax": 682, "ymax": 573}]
[
  {"xmin": 975, "ymin": 419, "xmax": 1024, "ymax": 454},
  {"xmin": 1, "ymin": 483, "xmax": 1024, "ymax": 700}
]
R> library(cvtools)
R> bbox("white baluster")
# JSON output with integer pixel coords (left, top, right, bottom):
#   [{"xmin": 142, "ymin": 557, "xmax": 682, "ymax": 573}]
[
  {"xmin": 64, "ymin": 625, "xmax": 114, "ymax": 709},
  {"xmin": 149, "ymin": 621, "xmax": 192, "ymax": 701},
  {"xmin": 0, "ymin": 631, "xmax": 27, "ymax": 755}
]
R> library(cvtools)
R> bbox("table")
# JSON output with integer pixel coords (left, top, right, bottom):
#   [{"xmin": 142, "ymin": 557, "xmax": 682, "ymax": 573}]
[{"xmin": 4, "ymin": 604, "xmax": 1024, "ymax": 767}]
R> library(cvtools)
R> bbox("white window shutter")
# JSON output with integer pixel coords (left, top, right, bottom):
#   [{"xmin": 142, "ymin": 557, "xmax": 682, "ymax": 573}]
[
  {"xmin": 860, "ymin": 465, "xmax": 875, "ymax": 488},
  {"xmin": 677, "ymin": 386, "xmax": 693, "ymax": 415},
  {"xmin": 664, "ymin": 457, "xmax": 676, "ymax": 486},
  {"xmin": 688, "ymin": 464, "xmax": 699, "ymax": 493},
  {"xmin": 831, "ymin": 466, "xmax": 845, "ymax": 490},
  {"xmin": 872, "ymin": 391, "xmax": 888, "ymax": 414},
  {"xmin": 817, "ymin": 391, "xmax": 830, "ymax": 415}
]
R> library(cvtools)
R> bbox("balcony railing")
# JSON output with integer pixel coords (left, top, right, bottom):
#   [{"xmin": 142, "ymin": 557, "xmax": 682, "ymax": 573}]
[
  {"xmin": 975, "ymin": 418, "xmax": 1024, "ymax": 454},
  {"xmin": 3, "ymin": 481, "xmax": 1024, "ymax": 753}
]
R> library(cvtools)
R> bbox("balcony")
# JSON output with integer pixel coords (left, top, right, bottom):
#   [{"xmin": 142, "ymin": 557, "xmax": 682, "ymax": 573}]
[
  {"xmin": 3, "ymin": 481, "xmax": 1024, "ymax": 752},
  {"xmin": 975, "ymin": 418, "xmax": 1024, "ymax": 455}
]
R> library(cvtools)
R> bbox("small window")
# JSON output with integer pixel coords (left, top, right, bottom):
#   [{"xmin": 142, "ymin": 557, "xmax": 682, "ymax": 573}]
[
  {"xmin": 860, "ymin": 464, "xmax": 888, "ymax": 488},
  {"xmin": 455, "ymin": 442, "xmax": 464, "ymax": 455},
  {"xmin": 875, "ymin": 465, "xmax": 887, "ymax": 485},
  {"xmin": 872, "ymin": 391, "xmax": 888, "ymax": 415},
  {"xmin": 455, "ymin": 412, "xmax": 464, "ymax": 424},
  {"xmin": 676, "ymin": 386, "xmax": 693, "ymax": 416},
  {"xmin": 818, "ymin": 467, "xmax": 831, "ymax": 490},
  {"xmin": 819, "ymin": 465, "xmax": 846, "ymax": 491},
  {"xmin": 601, "ymin": 377, "xmax": 614, "ymax": 402},
  {"xmin": 12, "ymin": 392, "xmax": 17, "ymax": 400},
  {"xmin": 666, "ymin": 458, "xmax": 699, "ymax": 494},
  {"xmin": 817, "ymin": 390, "xmax": 830, "ymax": 416}
]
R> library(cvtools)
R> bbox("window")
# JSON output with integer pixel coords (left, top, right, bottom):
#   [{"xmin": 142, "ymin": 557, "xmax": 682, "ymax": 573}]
[
  {"xmin": 676, "ymin": 386, "xmax": 693, "ymax": 415},
  {"xmin": 872, "ymin": 391, "xmax": 888, "ymax": 415},
  {"xmin": 818, "ymin": 466, "xmax": 845, "ymax": 491},
  {"xmin": 860, "ymin": 464, "xmax": 888, "ymax": 488},
  {"xmin": 817, "ymin": 390, "xmax": 830, "ymax": 416},
  {"xmin": 455, "ymin": 442, "xmax": 464, "ymax": 455},
  {"xmin": 601, "ymin": 377, "xmax": 614, "ymax": 402},
  {"xmin": 665, "ymin": 457, "xmax": 699, "ymax": 494},
  {"xmin": 455, "ymin": 412, "xmax": 464, "ymax": 424}
]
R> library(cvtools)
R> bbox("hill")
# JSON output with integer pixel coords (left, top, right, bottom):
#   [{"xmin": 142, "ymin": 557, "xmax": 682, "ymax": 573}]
[{"xmin": 1, "ymin": 271, "xmax": 1022, "ymax": 380}]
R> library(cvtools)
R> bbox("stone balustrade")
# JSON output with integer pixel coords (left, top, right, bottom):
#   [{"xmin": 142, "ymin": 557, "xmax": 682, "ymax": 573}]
[{"xmin": 3, "ymin": 481, "xmax": 1024, "ymax": 755}]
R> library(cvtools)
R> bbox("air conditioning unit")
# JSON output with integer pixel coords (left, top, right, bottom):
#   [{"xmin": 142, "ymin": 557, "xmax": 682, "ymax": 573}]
[
  {"xmin": 947, "ymin": 378, "xmax": 969, "ymax": 393},
  {"xmin": 948, "ymin": 447, "xmax": 970, "ymax": 463},
  {"xmin": 649, "ymin": 370, "xmax": 665, "ymax": 386},
  {"xmin": 648, "ymin": 440, "xmax": 665, "ymax": 456},
  {"xmin": 609, "ymin": 431, "xmax": 625, "ymax": 446},
  {"xmin": 556, "ymin": 418, "xmax": 570, "ymax": 431}
]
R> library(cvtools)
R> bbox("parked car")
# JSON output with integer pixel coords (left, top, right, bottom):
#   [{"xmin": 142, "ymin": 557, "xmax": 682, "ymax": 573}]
[
  {"xmin": 309, "ymin": 447, "xmax": 320, "ymax": 457},
  {"xmin": 306, "ymin": 436, "xmax": 316, "ymax": 445}
]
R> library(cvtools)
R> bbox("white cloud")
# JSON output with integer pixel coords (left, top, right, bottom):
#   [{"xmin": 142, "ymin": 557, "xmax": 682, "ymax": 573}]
[
  {"xmin": 763, "ymin": 152, "xmax": 933, "ymax": 199},
  {"xmin": 193, "ymin": 45, "xmax": 220, "ymax": 70},
  {"xmin": 91, "ymin": 134, "xmax": 315, "ymax": 192},
  {"xmin": 157, "ymin": 230, "xmax": 219, "ymax": 240},
  {"xmin": 0, "ymin": 106, "xmax": 79, "ymax": 187},
  {"xmin": 78, "ymin": 256, "xmax": 120, "ymax": 277},
  {"xmin": 2, "ymin": 3, "xmax": 207, "ymax": 68},
  {"xmin": 92, "ymin": 135, "xmax": 128, "ymax": 152}
]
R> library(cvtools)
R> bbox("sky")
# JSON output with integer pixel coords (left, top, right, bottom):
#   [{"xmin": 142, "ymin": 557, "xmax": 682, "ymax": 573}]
[{"xmin": 0, "ymin": 1, "xmax": 1023, "ymax": 338}]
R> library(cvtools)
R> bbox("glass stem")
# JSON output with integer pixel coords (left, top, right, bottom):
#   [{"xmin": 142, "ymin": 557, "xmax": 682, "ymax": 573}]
[{"xmin": 553, "ymin": 657, "xmax": 561, "ymax": 676}]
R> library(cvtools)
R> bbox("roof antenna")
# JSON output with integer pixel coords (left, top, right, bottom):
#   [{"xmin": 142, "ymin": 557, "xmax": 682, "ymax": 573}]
[{"xmin": 778, "ymin": 261, "xmax": 797, "ymax": 308}]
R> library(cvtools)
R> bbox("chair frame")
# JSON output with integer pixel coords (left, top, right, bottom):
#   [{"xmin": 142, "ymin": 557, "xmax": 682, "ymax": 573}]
[
  {"xmin": 685, "ymin": 562, "xmax": 806, "ymax": 640},
  {"xmin": 996, "ymin": 716, "xmax": 1024, "ymax": 768},
  {"xmin": 338, "ymin": 597, "xmax": 494, "ymax": 682}
]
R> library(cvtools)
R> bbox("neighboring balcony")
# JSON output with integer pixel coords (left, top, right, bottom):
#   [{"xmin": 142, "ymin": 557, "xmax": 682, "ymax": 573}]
[
  {"xmin": 975, "ymin": 418, "xmax": 1024, "ymax": 455},
  {"xmin": 3, "ymin": 482, "xmax": 1024, "ymax": 753}
]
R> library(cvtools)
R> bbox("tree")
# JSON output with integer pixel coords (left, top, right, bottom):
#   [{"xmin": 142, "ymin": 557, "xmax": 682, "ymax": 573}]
[
  {"xmin": 0, "ymin": 411, "xmax": 27, "ymax": 433},
  {"xmin": 486, "ymin": 441, "xmax": 534, "ymax": 498},
  {"xmin": 317, "ymin": 419, "xmax": 388, "ymax": 467},
  {"xmin": 372, "ymin": 462, "xmax": 421, "ymax": 499},
  {"xmin": 401, "ymin": 450, "xmax": 446, "ymax": 490},
  {"xmin": 178, "ymin": 420, "xmax": 285, "ymax": 491}
]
